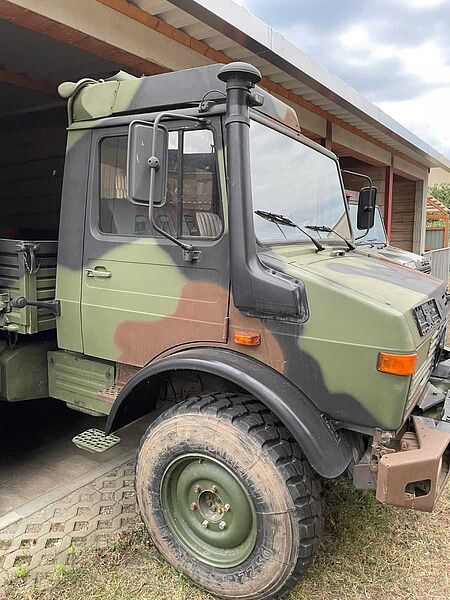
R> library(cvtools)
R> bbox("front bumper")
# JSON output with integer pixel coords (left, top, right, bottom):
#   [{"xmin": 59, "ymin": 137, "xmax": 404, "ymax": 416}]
[{"xmin": 376, "ymin": 415, "xmax": 450, "ymax": 512}]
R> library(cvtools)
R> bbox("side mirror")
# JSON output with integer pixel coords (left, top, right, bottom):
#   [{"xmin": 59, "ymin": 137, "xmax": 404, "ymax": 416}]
[
  {"xmin": 127, "ymin": 120, "xmax": 167, "ymax": 206},
  {"xmin": 357, "ymin": 186, "xmax": 377, "ymax": 230}
]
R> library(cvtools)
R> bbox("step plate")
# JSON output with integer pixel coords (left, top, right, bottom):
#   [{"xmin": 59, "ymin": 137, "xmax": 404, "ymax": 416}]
[{"xmin": 72, "ymin": 428, "xmax": 121, "ymax": 453}]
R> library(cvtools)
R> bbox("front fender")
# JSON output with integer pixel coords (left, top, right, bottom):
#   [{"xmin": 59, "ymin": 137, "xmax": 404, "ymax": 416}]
[{"xmin": 106, "ymin": 348, "xmax": 353, "ymax": 478}]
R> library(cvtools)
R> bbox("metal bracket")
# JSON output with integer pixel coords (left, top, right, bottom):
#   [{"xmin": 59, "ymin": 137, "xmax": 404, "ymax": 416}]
[
  {"xmin": 11, "ymin": 296, "xmax": 61, "ymax": 316},
  {"xmin": 0, "ymin": 290, "xmax": 10, "ymax": 312},
  {"xmin": 15, "ymin": 241, "xmax": 40, "ymax": 274},
  {"xmin": 442, "ymin": 390, "xmax": 450, "ymax": 423},
  {"xmin": 183, "ymin": 247, "xmax": 202, "ymax": 262}
]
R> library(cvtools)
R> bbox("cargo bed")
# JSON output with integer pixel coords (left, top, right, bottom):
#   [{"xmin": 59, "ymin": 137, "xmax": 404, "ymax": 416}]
[{"xmin": 0, "ymin": 238, "xmax": 57, "ymax": 334}]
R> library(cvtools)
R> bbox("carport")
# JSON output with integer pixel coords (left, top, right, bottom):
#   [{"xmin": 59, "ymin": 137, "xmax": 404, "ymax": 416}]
[
  {"xmin": 1, "ymin": 0, "xmax": 450, "ymax": 580},
  {"xmin": 0, "ymin": 0, "xmax": 449, "ymax": 251}
]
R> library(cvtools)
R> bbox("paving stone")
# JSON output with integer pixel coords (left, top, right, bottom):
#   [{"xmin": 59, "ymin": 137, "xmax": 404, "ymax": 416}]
[
  {"xmin": 76, "ymin": 506, "xmax": 91, "ymax": 516},
  {"xmin": 0, "ymin": 458, "xmax": 140, "ymax": 580},
  {"xmin": 25, "ymin": 523, "xmax": 42, "ymax": 535}
]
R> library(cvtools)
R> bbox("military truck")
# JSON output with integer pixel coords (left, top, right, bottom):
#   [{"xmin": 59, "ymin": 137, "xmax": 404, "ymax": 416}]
[
  {"xmin": 0, "ymin": 62, "xmax": 449, "ymax": 599},
  {"xmin": 347, "ymin": 198, "xmax": 432, "ymax": 273}
]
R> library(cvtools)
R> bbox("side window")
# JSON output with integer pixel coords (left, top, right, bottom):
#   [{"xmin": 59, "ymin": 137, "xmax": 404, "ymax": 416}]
[
  {"xmin": 98, "ymin": 129, "xmax": 222, "ymax": 238},
  {"xmin": 98, "ymin": 136, "xmax": 151, "ymax": 235},
  {"xmin": 154, "ymin": 128, "xmax": 222, "ymax": 238}
]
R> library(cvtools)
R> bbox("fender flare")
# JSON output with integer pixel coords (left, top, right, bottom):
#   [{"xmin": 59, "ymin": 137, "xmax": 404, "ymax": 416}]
[{"xmin": 105, "ymin": 348, "xmax": 353, "ymax": 478}]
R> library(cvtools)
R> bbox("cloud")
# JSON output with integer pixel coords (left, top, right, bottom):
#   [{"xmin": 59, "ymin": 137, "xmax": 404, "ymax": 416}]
[
  {"xmin": 239, "ymin": 0, "xmax": 450, "ymax": 157},
  {"xmin": 380, "ymin": 89, "xmax": 450, "ymax": 157},
  {"xmin": 395, "ymin": 0, "xmax": 447, "ymax": 8}
]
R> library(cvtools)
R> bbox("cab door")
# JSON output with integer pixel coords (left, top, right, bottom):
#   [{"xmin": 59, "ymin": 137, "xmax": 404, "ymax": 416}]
[{"xmin": 81, "ymin": 121, "xmax": 229, "ymax": 367}]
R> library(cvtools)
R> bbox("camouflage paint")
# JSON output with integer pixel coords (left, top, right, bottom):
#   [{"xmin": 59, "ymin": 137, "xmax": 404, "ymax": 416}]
[
  {"xmin": 56, "ymin": 128, "xmax": 92, "ymax": 353},
  {"xmin": 49, "ymin": 65, "xmax": 449, "ymax": 434},
  {"xmin": 258, "ymin": 246, "xmax": 447, "ymax": 428},
  {"xmin": 69, "ymin": 64, "xmax": 299, "ymax": 133}
]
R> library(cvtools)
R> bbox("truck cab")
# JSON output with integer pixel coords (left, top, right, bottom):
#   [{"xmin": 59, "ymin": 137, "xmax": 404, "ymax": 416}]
[
  {"xmin": 0, "ymin": 62, "xmax": 449, "ymax": 600},
  {"xmin": 347, "ymin": 198, "xmax": 431, "ymax": 273}
]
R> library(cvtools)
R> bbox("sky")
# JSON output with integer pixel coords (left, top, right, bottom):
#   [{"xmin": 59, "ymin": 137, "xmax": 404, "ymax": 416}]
[{"xmin": 235, "ymin": 0, "xmax": 450, "ymax": 159}]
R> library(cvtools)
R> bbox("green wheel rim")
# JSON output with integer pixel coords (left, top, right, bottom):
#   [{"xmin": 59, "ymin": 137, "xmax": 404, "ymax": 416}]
[{"xmin": 160, "ymin": 453, "xmax": 257, "ymax": 568}]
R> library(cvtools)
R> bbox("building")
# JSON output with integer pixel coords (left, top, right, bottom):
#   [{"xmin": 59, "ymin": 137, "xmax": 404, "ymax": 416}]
[
  {"xmin": 430, "ymin": 168, "xmax": 450, "ymax": 187},
  {"xmin": 1, "ymin": 0, "xmax": 449, "ymax": 252},
  {"xmin": 426, "ymin": 196, "xmax": 450, "ymax": 251}
]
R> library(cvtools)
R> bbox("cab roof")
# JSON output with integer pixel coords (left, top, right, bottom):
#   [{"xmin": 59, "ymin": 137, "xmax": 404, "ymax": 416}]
[{"xmin": 60, "ymin": 64, "xmax": 299, "ymax": 132}]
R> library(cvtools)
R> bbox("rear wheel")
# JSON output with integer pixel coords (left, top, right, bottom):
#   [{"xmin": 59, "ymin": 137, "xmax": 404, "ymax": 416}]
[{"xmin": 135, "ymin": 394, "xmax": 324, "ymax": 600}]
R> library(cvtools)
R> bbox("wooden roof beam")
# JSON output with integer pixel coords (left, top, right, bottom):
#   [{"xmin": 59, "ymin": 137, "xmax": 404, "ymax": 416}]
[{"xmin": 0, "ymin": 67, "xmax": 57, "ymax": 96}]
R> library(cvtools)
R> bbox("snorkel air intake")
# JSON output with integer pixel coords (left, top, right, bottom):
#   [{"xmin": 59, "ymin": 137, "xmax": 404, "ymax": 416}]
[{"xmin": 218, "ymin": 62, "xmax": 308, "ymax": 322}]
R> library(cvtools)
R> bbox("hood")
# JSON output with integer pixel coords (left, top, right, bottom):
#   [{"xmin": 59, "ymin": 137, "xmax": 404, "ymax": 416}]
[
  {"xmin": 356, "ymin": 243, "xmax": 425, "ymax": 268},
  {"xmin": 261, "ymin": 244, "xmax": 448, "ymax": 341}
]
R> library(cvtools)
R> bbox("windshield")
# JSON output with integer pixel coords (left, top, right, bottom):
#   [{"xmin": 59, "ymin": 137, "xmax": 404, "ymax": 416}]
[
  {"xmin": 250, "ymin": 120, "xmax": 351, "ymax": 243},
  {"xmin": 348, "ymin": 204, "xmax": 387, "ymax": 244}
]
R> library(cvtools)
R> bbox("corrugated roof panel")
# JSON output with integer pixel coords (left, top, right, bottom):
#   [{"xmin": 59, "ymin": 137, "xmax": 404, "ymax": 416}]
[
  {"xmin": 155, "ymin": 8, "xmax": 198, "ymax": 28},
  {"xmin": 223, "ymin": 47, "xmax": 254, "ymax": 60},
  {"xmin": 289, "ymin": 83, "xmax": 311, "ymax": 95},
  {"xmin": 203, "ymin": 34, "xmax": 237, "ymax": 51},
  {"xmin": 279, "ymin": 80, "xmax": 305, "ymax": 91},
  {"xmin": 181, "ymin": 21, "xmax": 217, "ymax": 39},
  {"xmin": 134, "ymin": 0, "xmax": 173, "ymax": 14},
  {"xmin": 267, "ymin": 72, "xmax": 297, "ymax": 84}
]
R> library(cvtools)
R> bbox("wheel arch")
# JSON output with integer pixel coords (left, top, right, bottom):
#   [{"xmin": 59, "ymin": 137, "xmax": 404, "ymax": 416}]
[{"xmin": 105, "ymin": 348, "xmax": 353, "ymax": 478}]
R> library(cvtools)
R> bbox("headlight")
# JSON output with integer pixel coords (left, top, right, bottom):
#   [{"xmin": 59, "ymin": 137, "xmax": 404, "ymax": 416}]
[{"xmin": 403, "ymin": 260, "xmax": 417, "ymax": 269}]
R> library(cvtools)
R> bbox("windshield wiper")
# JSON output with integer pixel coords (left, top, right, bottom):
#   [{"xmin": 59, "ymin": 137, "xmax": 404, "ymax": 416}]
[
  {"xmin": 255, "ymin": 210, "xmax": 325, "ymax": 252},
  {"xmin": 305, "ymin": 225, "xmax": 355, "ymax": 251}
]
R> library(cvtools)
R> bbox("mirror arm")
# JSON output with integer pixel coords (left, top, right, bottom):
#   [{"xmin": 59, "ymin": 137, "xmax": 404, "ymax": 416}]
[
  {"xmin": 147, "ymin": 112, "xmax": 208, "ymax": 262},
  {"xmin": 341, "ymin": 170, "xmax": 373, "ymax": 189},
  {"xmin": 355, "ymin": 228, "xmax": 370, "ymax": 241}
]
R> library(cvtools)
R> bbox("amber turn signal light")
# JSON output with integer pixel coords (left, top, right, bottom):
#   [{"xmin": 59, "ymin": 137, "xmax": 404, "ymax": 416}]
[
  {"xmin": 233, "ymin": 330, "xmax": 261, "ymax": 346},
  {"xmin": 377, "ymin": 352, "xmax": 417, "ymax": 376}
]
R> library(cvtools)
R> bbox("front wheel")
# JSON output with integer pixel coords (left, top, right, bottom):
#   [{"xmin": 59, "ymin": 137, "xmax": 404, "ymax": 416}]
[{"xmin": 135, "ymin": 394, "xmax": 324, "ymax": 600}]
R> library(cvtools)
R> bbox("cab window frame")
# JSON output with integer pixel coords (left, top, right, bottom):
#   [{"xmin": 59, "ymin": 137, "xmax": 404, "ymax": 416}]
[
  {"xmin": 249, "ymin": 111, "xmax": 351, "ymax": 248},
  {"xmin": 95, "ymin": 121, "xmax": 224, "ymax": 242}
]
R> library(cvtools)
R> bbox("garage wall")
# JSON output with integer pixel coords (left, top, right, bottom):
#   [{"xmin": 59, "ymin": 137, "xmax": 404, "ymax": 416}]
[
  {"xmin": 391, "ymin": 175, "xmax": 416, "ymax": 251},
  {"xmin": 340, "ymin": 160, "xmax": 386, "ymax": 212},
  {"xmin": 0, "ymin": 107, "xmax": 67, "ymax": 236}
]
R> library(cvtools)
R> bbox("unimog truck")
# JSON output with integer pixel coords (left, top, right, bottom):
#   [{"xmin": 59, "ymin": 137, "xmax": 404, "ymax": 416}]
[{"xmin": 0, "ymin": 61, "xmax": 449, "ymax": 599}]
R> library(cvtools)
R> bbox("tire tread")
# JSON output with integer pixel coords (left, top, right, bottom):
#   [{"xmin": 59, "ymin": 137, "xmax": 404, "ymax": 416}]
[{"xmin": 138, "ymin": 392, "xmax": 324, "ymax": 599}]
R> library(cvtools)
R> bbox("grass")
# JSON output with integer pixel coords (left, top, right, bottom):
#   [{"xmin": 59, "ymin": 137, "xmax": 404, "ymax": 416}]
[{"xmin": 3, "ymin": 478, "xmax": 449, "ymax": 600}]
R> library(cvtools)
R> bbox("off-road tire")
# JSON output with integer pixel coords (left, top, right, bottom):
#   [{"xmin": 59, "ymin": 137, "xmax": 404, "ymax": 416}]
[{"xmin": 135, "ymin": 393, "xmax": 324, "ymax": 599}]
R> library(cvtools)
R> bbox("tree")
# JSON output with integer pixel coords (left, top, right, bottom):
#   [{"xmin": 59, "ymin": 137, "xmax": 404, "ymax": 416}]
[{"xmin": 429, "ymin": 183, "xmax": 450, "ymax": 208}]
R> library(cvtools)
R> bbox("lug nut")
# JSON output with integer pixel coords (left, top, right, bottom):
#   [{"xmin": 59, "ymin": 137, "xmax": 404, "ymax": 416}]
[
  {"xmin": 219, "ymin": 521, "xmax": 227, "ymax": 530},
  {"xmin": 202, "ymin": 520, "xmax": 209, "ymax": 528},
  {"xmin": 224, "ymin": 504, "xmax": 231, "ymax": 512},
  {"xmin": 194, "ymin": 485, "xmax": 202, "ymax": 493},
  {"xmin": 190, "ymin": 503, "xmax": 198, "ymax": 511},
  {"xmin": 211, "ymin": 485, "xmax": 217, "ymax": 493}
]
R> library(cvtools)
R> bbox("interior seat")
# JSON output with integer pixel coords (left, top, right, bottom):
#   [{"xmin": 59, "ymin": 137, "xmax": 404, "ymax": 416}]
[{"xmin": 196, "ymin": 211, "xmax": 222, "ymax": 237}]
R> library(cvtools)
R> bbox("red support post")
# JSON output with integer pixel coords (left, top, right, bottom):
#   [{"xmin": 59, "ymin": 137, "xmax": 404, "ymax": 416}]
[
  {"xmin": 384, "ymin": 165, "xmax": 393, "ymax": 240},
  {"xmin": 324, "ymin": 120, "xmax": 333, "ymax": 151}
]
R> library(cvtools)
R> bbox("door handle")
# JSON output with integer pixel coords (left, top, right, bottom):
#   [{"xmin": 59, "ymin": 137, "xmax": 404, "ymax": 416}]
[{"xmin": 85, "ymin": 267, "xmax": 112, "ymax": 279}]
